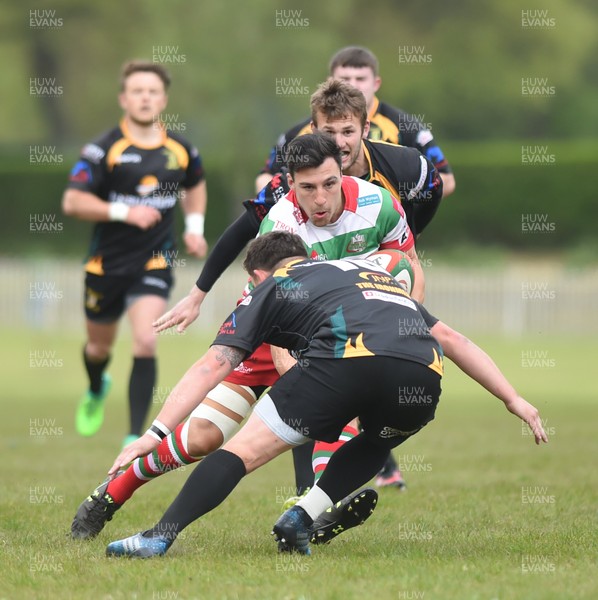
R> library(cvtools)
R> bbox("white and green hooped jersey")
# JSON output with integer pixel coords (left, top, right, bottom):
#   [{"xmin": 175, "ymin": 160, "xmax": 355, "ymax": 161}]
[{"xmin": 258, "ymin": 176, "xmax": 414, "ymax": 260}]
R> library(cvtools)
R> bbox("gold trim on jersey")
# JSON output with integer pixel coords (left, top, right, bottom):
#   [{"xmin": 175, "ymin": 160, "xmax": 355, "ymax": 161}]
[
  {"xmin": 120, "ymin": 118, "xmax": 167, "ymax": 150},
  {"xmin": 370, "ymin": 113, "xmax": 400, "ymax": 145},
  {"xmin": 273, "ymin": 258, "xmax": 304, "ymax": 279},
  {"xmin": 368, "ymin": 97, "xmax": 400, "ymax": 144},
  {"xmin": 298, "ymin": 122, "xmax": 312, "ymax": 136},
  {"xmin": 163, "ymin": 137, "xmax": 189, "ymax": 170},
  {"xmin": 106, "ymin": 138, "xmax": 134, "ymax": 172},
  {"xmin": 84, "ymin": 256, "xmax": 104, "ymax": 275},
  {"xmin": 361, "ymin": 142, "xmax": 403, "ymax": 202},
  {"xmin": 428, "ymin": 347, "xmax": 444, "ymax": 376},
  {"xmin": 342, "ymin": 333, "xmax": 374, "ymax": 358},
  {"xmin": 368, "ymin": 96, "xmax": 380, "ymax": 121}
]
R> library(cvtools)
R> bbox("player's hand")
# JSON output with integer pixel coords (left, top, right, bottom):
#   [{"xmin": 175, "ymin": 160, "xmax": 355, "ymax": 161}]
[
  {"xmin": 184, "ymin": 232, "xmax": 208, "ymax": 258},
  {"xmin": 504, "ymin": 396, "xmax": 548, "ymax": 445},
  {"xmin": 108, "ymin": 433, "xmax": 159, "ymax": 478},
  {"xmin": 126, "ymin": 205, "xmax": 162, "ymax": 230},
  {"xmin": 153, "ymin": 286, "xmax": 206, "ymax": 333}
]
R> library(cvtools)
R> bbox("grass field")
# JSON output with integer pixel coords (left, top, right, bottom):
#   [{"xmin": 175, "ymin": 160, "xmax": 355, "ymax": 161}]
[{"xmin": 3, "ymin": 327, "xmax": 597, "ymax": 600}]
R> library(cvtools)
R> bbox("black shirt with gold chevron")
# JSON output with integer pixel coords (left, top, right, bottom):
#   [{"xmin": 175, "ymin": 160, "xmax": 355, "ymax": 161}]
[
  {"xmin": 67, "ymin": 120, "xmax": 203, "ymax": 275},
  {"xmin": 212, "ymin": 257, "xmax": 443, "ymax": 375}
]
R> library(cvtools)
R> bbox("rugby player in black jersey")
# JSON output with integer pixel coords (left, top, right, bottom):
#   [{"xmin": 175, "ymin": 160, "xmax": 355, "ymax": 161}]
[
  {"xmin": 69, "ymin": 83, "xmax": 441, "ymax": 545},
  {"xmin": 256, "ymin": 46, "xmax": 455, "ymax": 198},
  {"xmin": 62, "ymin": 60, "xmax": 207, "ymax": 447},
  {"xmin": 154, "ymin": 79, "xmax": 443, "ymax": 495},
  {"xmin": 97, "ymin": 231, "xmax": 546, "ymax": 558}
]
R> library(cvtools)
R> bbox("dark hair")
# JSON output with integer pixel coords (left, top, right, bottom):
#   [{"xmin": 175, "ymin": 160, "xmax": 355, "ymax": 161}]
[
  {"xmin": 284, "ymin": 131, "xmax": 342, "ymax": 176},
  {"xmin": 243, "ymin": 232, "xmax": 307, "ymax": 274},
  {"xmin": 120, "ymin": 60, "xmax": 171, "ymax": 91},
  {"xmin": 310, "ymin": 78, "xmax": 367, "ymax": 130},
  {"xmin": 329, "ymin": 46, "xmax": 379, "ymax": 77}
]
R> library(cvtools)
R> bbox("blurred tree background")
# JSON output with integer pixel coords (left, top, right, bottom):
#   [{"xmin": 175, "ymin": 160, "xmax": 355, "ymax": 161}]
[{"xmin": 1, "ymin": 0, "xmax": 597, "ymax": 257}]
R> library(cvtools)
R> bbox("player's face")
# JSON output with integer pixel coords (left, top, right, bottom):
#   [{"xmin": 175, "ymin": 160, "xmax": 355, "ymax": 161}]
[
  {"xmin": 312, "ymin": 111, "xmax": 368, "ymax": 173},
  {"xmin": 331, "ymin": 66, "xmax": 381, "ymax": 108},
  {"xmin": 119, "ymin": 72, "xmax": 168, "ymax": 126},
  {"xmin": 289, "ymin": 157, "xmax": 344, "ymax": 227}
]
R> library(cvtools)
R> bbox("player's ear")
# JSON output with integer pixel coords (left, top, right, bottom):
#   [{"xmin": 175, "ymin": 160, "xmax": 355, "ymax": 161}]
[
  {"xmin": 362, "ymin": 119, "xmax": 370, "ymax": 139},
  {"xmin": 251, "ymin": 269, "xmax": 270, "ymax": 286},
  {"xmin": 286, "ymin": 170, "xmax": 294, "ymax": 190},
  {"xmin": 118, "ymin": 92, "xmax": 127, "ymax": 111},
  {"xmin": 373, "ymin": 76, "xmax": 381, "ymax": 93}
]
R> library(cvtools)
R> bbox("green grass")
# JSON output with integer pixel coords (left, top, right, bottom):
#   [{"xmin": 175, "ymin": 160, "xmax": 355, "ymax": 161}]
[{"xmin": 2, "ymin": 328, "xmax": 597, "ymax": 599}]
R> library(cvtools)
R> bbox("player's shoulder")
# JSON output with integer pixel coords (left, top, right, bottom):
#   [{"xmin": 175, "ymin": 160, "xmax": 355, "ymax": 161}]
[
  {"xmin": 364, "ymin": 138, "xmax": 422, "ymax": 163},
  {"xmin": 375, "ymin": 100, "xmax": 415, "ymax": 124},
  {"xmin": 261, "ymin": 194, "xmax": 300, "ymax": 227},
  {"xmin": 165, "ymin": 131, "xmax": 199, "ymax": 157},
  {"xmin": 279, "ymin": 117, "xmax": 311, "ymax": 145},
  {"xmin": 79, "ymin": 126, "xmax": 121, "ymax": 163},
  {"xmin": 344, "ymin": 176, "xmax": 390, "ymax": 208}
]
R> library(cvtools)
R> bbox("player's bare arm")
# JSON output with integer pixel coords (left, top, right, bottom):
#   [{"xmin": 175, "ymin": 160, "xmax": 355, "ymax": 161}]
[
  {"xmin": 440, "ymin": 172, "xmax": 456, "ymax": 197},
  {"xmin": 62, "ymin": 189, "xmax": 161, "ymax": 230},
  {"xmin": 153, "ymin": 284, "xmax": 206, "ymax": 333},
  {"xmin": 108, "ymin": 344, "xmax": 245, "ymax": 475},
  {"xmin": 181, "ymin": 180, "xmax": 208, "ymax": 258},
  {"xmin": 405, "ymin": 246, "xmax": 425, "ymax": 303},
  {"xmin": 255, "ymin": 172, "xmax": 274, "ymax": 193},
  {"xmin": 429, "ymin": 320, "xmax": 548, "ymax": 445}
]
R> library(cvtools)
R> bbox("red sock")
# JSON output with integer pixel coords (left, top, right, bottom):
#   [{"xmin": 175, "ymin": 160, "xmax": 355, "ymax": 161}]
[{"xmin": 107, "ymin": 423, "xmax": 199, "ymax": 504}]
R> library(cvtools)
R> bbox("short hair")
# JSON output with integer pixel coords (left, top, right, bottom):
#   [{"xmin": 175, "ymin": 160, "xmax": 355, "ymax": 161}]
[
  {"xmin": 120, "ymin": 60, "xmax": 171, "ymax": 91},
  {"xmin": 329, "ymin": 46, "xmax": 379, "ymax": 77},
  {"xmin": 310, "ymin": 78, "xmax": 367, "ymax": 130},
  {"xmin": 284, "ymin": 131, "xmax": 342, "ymax": 177},
  {"xmin": 243, "ymin": 231, "xmax": 308, "ymax": 274}
]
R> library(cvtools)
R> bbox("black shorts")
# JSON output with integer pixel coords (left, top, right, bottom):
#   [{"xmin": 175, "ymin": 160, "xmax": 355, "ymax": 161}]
[
  {"xmin": 84, "ymin": 269, "xmax": 173, "ymax": 322},
  {"xmin": 267, "ymin": 356, "xmax": 441, "ymax": 449}
]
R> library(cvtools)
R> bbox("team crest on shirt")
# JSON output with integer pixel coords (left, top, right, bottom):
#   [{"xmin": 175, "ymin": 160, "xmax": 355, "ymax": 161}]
[
  {"xmin": 162, "ymin": 148, "xmax": 180, "ymax": 170},
  {"xmin": 346, "ymin": 233, "xmax": 367, "ymax": 253}
]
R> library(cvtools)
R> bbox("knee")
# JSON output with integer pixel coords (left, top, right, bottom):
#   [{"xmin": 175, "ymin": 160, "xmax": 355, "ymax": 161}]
[
  {"xmin": 133, "ymin": 333, "xmax": 157, "ymax": 357},
  {"xmin": 85, "ymin": 341, "xmax": 111, "ymax": 360},
  {"xmin": 186, "ymin": 418, "xmax": 224, "ymax": 456}
]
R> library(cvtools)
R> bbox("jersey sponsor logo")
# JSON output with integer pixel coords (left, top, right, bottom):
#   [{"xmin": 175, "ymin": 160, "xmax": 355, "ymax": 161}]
[
  {"xmin": 273, "ymin": 220, "xmax": 296, "ymax": 232},
  {"xmin": 416, "ymin": 129, "xmax": 434, "ymax": 146},
  {"xmin": 81, "ymin": 143, "xmax": 105, "ymax": 163},
  {"xmin": 136, "ymin": 175, "xmax": 160, "ymax": 197},
  {"xmin": 239, "ymin": 295, "xmax": 252, "ymax": 306},
  {"xmin": 108, "ymin": 192, "xmax": 177, "ymax": 210},
  {"xmin": 345, "ymin": 233, "xmax": 367, "ymax": 253},
  {"xmin": 116, "ymin": 153, "xmax": 142, "ymax": 164},
  {"xmin": 218, "ymin": 313, "xmax": 237, "ymax": 335},
  {"xmin": 361, "ymin": 290, "xmax": 417, "ymax": 310},
  {"xmin": 310, "ymin": 250, "xmax": 328, "ymax": 261},
  {"xmin": 69, "ymin": 160, "xmax": 92, "ymax": 183},
  {"xmin": 357, "ymin": 193, "xmax": 381, "ymax": 207},
  {"xmin": 233, "ymin": 361, "xmax": 253, "ymax": 374}
]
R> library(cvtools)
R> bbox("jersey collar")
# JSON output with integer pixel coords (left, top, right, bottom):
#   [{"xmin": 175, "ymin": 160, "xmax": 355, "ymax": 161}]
[
  {"xmin": 367, "ymin": 96, "xmax": 380, "ymax": 121},
  {"xmin": 119, "ymin": 118, "xmax": 168, "ymax": 149}
]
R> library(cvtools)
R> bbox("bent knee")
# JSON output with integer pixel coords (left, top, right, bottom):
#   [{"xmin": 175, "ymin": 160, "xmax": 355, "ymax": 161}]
[{"xmin": 186, "ymin": 418, "xmax": 224, "ymax": 456}]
